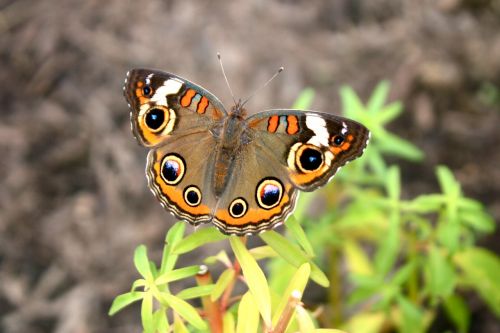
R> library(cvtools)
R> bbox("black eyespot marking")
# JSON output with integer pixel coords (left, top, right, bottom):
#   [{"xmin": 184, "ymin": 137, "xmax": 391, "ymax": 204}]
[
  {"xmin": 161, "ymin": 154, "xmax": 185, "ymax": 185},
  {"xmin": 256, "ymin": 178, "xmax": 283, "ymax": 209},
  {"xmin": 332, "ymin": 135, "xmax": 345, "ymax": 146},
  {"xmin": 184, "ymin": 186, "xmax": 201, "ymax": 207},
  {"xmin": 299, "ymin": 148, "xmax": 323, "ymax": 171},
  {"xmin": 143, "ymin": 85, "xmax": 152, "ymax": 96},
  {"xmin": 145, "ymin": 108, "xmax": 166, "ymax": 131},
  {"xmin": 229, "ymin": 198, "xmax": 248, "ymax": 218}
]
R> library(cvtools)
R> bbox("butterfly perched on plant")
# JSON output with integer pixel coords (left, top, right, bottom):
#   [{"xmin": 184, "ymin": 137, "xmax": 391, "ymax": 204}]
[{"xmin": 123, "ymin": 62, "xmax": 369, "ymax": 235}]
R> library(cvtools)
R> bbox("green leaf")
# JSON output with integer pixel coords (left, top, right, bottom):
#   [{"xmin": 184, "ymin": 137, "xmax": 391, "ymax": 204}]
[
  {"xmin": 286, "ymin": 216, "xmax": 315, "ymax": 257},
  {"xmin": 272, "ymin": 263, "xmax": 310, "ymax": 326},
  {"xmin": 374, "ymin": 214, "xmax": 400, "ymax": 276},
  {"xmin": 296, "ymin": 305, "xmax": 316, "ymax": 332},
  {"xmin": 141, "ymin": 292, "xmax": 154, "ymax": 333},
  {"xmin": 454, "ymin": 247, "xmax": 500, "ymax": 316},
  {"xmin": 161, "ymin": 222, "xmax": 185, "ymax": 275},
  {"xmin": 230, "ymin": 237, "xmax": 272, "ymax": 326},
  {"xmin": 340, "ymin": 85, "xmax": 366, "ymax": 119},
  {"xmin": 153, "ymin": 308, "xmax": 170, "ymax": 333},
  {"xmin": 109, "ymin": 291, "xmax": 144, "ymax": 316},
  {"xmin": 134, "ymin": 245, "xmax": 153, "ymax": 280},
  {"xmin": 396, "ymin": 296, "xmax": 424, "ymax": 333},
  {"xmin": 211, "ymin": 268, "xmax": 236, "ymax": 301},
  {"xmin": 367, "ymin": 80, "xmax": 390, "ymax": 115},
  {"xmin": 131, "ymin": 279, "xmax": 146, "ymax": 292},
  {"xmin": 236, "ymin": 292, "xmax": 260, "ymax": 333},
  {"xmin": 408, "ymin": 194, "xmax": 444, "ymax": 213},
  {"xmin": 426, "ymin": 246, "xmax": 456, "ymax": 298},
  {"xmin": 155, "ymin": 265, "xmax": 201, "ymax": 285},
  {"xmin": 293, "ymin": 88, "xmax": 315, "ymax": 109},
  {"xmin": 342, "ymin": 312, "xmax": 385, "ymax": 333},
  {"xmin": 378, "ymin": 102, "xmax": 403, "ymax": 124},
  {"xmin": 386, "ymin": 166, "xmax": 401, "ymax": 201},
  {"xmin": 204, "ymin": 250, "xmax": 232, "ymax": 266},
  {"xmin": 173, "ymin": 312, "xmax": 189, "ymax": 333},
  {"xmin": 437, "ymin": 221, "xmax": 461, "ymax": 252},
  {"xmin": 223, "ymin": 312, "xmax": 236, "ymax": 333},
  {"xmin": 173, "ymin": 227, "xmax": 227, "ymax": 255},
  {"xmin": 249, "ymin": 246, "xmax": 278, "ymax": 260},
  {"xmin": 444, "ymin": 294, "xmax": 470, "ymax": 333},
  {"xmin": 176, "ymin": 285, "xmax": 215, "ymax": 300},
  {"xmin": 377, "ymin": 132, "xmax": 424, "ymax": 161},
  {"xmin": 437, "ymin": 166, "xmax": 461, "ymax": 197},
  {"xmin": 161, "ymin": 292, "xmax": 207, "ymax": 330},
  {"xmin": 260, "ymin": 231, "xmax": 329, "ymax": 287},
  {"xmin": 459, "ymin": 209, "xmax": 495, "ymax": 233},
  {"xmin": 343, "ymin": 240, "xmax": 374, "ymax": 276}
]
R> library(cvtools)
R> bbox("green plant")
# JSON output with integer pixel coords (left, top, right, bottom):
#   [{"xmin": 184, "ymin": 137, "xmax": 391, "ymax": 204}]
[{"xmin": 110, "ymin": 83, "xmax": 499, "ymax": 333}]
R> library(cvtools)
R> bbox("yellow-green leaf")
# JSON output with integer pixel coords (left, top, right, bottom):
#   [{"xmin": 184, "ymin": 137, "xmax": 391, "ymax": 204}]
[
  {"xmin": 272, "ymin": 263, "xmax": 310, "ymax": 325},
  {"xmin": 296, "ymin": 305, "xmax": 316, "ymax": 332},
  {"xmin": 223, "ymin": 312, "xmax": 236, "ymax": 333},
  {"xmin": 260, "ymin": 231, "xmax": 329, "ymax": 287},
  {"xmin": 155, "ymin": 265, "xmax": 201, "ymax": 285},
  {"xmin": 134, "ymin": 245, "xmax": 153, "ymax": 280},
  {"xmin": 236, "ymin": 292, "xmax": 260, "ymax": 333},
  {"xmin": 343, "ymin": 240, "xmax": 373, "ymax": 275},
  {"xmin": 173, "ymin": 227, "xmax": 227, "ymax": 254},
  {"xmin": 161, "ymin": 293, "xmax": 207, "ymax": 330},
  {"xmin": 211, "ymin": 268, "xmax": 236, "ymax": 301},
  {"xmin": 109, "ymin": 291, "xmax": 144, "ymax": 316},
  {"xmin": 230, "ymin": 237, "xmax": 272, "ymax": 326}
]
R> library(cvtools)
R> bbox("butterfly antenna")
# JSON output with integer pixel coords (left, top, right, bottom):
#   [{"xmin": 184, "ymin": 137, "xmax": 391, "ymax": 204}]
[
  {"xmin": 241, "ymin": 66, "xmax": 284, "ymax": 107},
  {"xmin": 217, "ymin": 53, "xmax": 238, "ymax": 106}
]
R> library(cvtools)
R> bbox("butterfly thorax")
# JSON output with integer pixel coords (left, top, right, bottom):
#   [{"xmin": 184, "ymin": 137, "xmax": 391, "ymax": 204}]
[{"xmin": 212, "ymin": 105, "xmax": 252, "ymax": 197}]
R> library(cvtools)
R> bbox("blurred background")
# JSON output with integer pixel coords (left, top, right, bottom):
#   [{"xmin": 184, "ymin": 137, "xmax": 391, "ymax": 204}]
[{"xmin": 0, "ymin": 0, "xmax": 499, "ymax": 332}]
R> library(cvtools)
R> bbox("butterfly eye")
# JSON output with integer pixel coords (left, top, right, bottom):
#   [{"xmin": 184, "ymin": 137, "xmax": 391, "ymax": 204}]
[
  {"xmin": 229, "ymin": 198, "xmax": 248, "ymax": 218},
  {"xmin": 143, "ymin": 85, "xmax": 152, "ymax": 96},
  {"xmin": 332, "ymin": 135, "xmax": 345, "ymax": 146},
  {"xmin": 161, "ymin": 154, "xmax": 185, "ymax": 185},
  {"xmin": 256, "ymin": 178, "xmax": 283, "ymax": 209},
  {"xmin": 144, "ymin": 107, "xmax": 168, "ymax": 132},
  {"xmin": 184, "ymin": 186, "xmax": 202, "ymax": 207}
]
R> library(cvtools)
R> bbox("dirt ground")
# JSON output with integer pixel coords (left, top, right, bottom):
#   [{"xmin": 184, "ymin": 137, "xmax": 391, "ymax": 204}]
[{"xmin": 0, "ymin": 0, "xmax": 499, "ymax": 332}]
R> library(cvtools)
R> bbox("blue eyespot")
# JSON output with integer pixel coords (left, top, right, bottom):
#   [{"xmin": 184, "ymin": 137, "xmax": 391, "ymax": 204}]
[
  {"xmin": 299, "ymin": 148, "xmax": 323, "ymax": 171},
  {"xmin": 145, "ymin": 108, "xmax": 165, "ymax": 130},
  {"xmin": 256, "ymin": 178, "xmax": 283, "ymax": 209},
  {"xmin": 161, "ymin": 154, "xmax": 185, "ymax": 185},
  {"xmin": 143, "ymin": 85, "xmax": 152, "ymax": 96}
]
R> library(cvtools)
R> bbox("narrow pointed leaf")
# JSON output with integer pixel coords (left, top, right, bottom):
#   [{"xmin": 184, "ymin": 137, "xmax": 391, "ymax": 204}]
[
  {"xmin": 173, "ymin": 312, "xmax": 189, "ymax": 333},
  {"xmin": 211, "ymin": 268, "xmax": 236, "ymax": 301},
  {"xmin": 230, "ymin": 237, "xmax": 272, "ymax": 326},
  {"xmin": 236, "ymin": 292, "xmax": 260, "ymax": 333},
  {"xmin": 161, "ymin": 292, "xmax": 207, "ymax": 330},
  {"xmin": 367, "ymin": 80, "xmax": 390, "ymax": 114},
  {"xmin": 223, "ymin": 312, "xmax": 236, "ymax": 333},
  {"xmin": 160, "ymin": 222, "xmax": 185, "ymax": 275},
  {"xmin": 287, "ymin": 216, "xmax": 315, "ymax": 256},
  {"xmin": 296, "ymin": 305, "xmax": 316, "ymax": 332},
  {"xmin": 378, "ymin": 102, "xmax": 403, "ymax": 124},
  {"xmin": 444, "ymin": 295, "xmax": 469, "ymax": 333},
  {"xmin": 155, "ymin": 265, "xmax": 201, "ymax": 285},
  {"xmin": 173, "ymin": 227, "xmax": 227, "ymax": 255},
  {"xmin": 141, "ymin": 292, "xmax": 154, "ymax": 333},
  {"xmin": 177, "ymin": 285, "xmax": 215, "ymax": 300},
  {"xmin": 153, "ymin": 309, "xmax": 170, "ymax": 333},
  {"xmin": 134, "ymin": 245, "xmax": 153, "ymax": 280},
  {"xmin": 109, "ymin": 291, "xmax": 144, "ymax": 315},
  {"xmin": 272, "ymin": 263, "xmax": 310, "ymax": 325},
  {"xmin": 260, "ymin": 231, "xmax": 329, "ymax": 287}
]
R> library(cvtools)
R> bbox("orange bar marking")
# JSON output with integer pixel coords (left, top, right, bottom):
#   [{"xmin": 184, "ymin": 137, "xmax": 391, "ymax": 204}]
[
  {"xmin": 180, "ymin": 89, "xmax": 196, "ymax": 107},
  {"xmin": 267, "ymin": 115, "xmax": 279, "ymax": 133},
  {"xmin": 286, "ymin": 115, "xmax": 299, "ymax": 134},
  {"xmin": 197, "ymin": 96, "xmax": 209, "ymax": 114}
]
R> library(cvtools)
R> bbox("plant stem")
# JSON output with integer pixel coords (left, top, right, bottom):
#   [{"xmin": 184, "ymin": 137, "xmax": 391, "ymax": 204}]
[
  {"xmin": 273, "ymin": 291, "xmax": 302, "ymax": 333},
  {"xmin": 196, "ymin": 267, "xmax": 223, "ymax": 333}
]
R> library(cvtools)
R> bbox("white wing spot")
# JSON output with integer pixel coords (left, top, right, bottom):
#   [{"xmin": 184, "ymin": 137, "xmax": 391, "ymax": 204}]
[{"xmin": 306, "ymin": 115, "xmax": 329, "ymax": 147}]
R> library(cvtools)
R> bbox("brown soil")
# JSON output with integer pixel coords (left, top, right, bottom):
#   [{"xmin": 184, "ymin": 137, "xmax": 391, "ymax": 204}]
[{"xmin": 0, "ymin": 0, "xmax": 499, "ymax": 332}]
